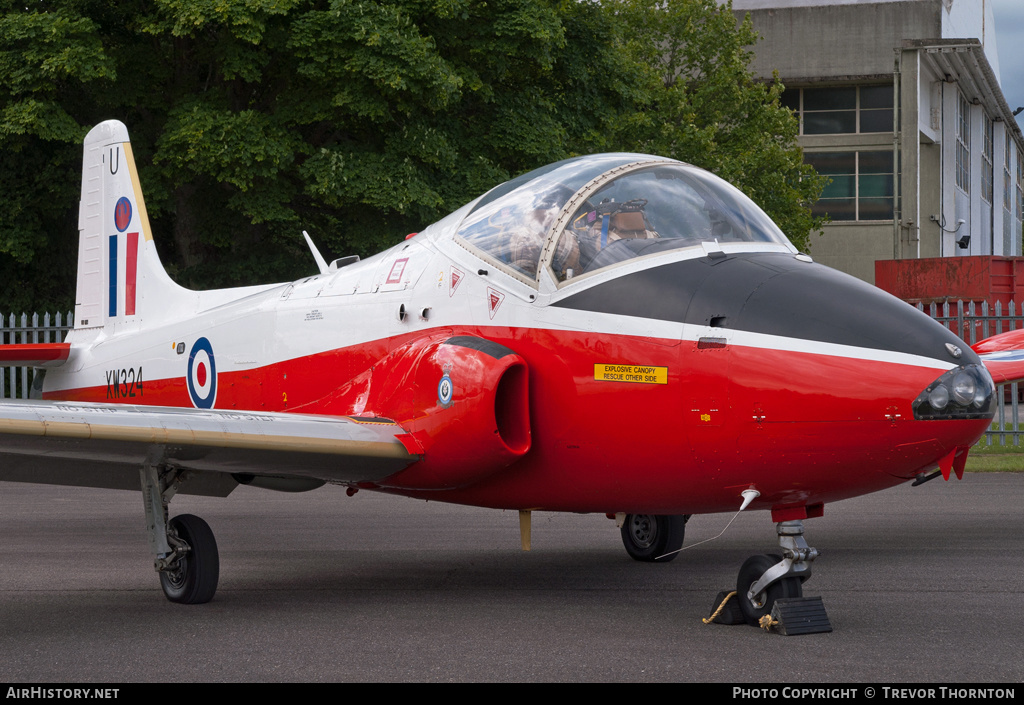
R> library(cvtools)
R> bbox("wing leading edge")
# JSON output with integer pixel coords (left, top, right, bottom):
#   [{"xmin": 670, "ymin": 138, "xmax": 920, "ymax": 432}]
[
  {"xmin": 974, "ymin": 329, "xmax": 1024, "ymax": 385},
  {"xmin": 0, "ymin": 400, "xmax": 416, "ymax": 496}
]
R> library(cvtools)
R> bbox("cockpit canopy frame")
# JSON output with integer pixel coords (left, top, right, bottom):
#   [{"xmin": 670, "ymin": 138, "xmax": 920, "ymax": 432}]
[{"xmin": 452, "ymin": 154, "xmax": 795, "ymax": 291}]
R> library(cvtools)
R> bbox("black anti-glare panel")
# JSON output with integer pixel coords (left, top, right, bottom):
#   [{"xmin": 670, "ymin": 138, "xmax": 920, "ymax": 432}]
[{"xmin": 553, "ymin": 253, "xmax": 973, "ymax": 364}]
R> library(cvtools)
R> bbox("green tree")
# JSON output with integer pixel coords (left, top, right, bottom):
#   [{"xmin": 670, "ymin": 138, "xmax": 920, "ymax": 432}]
[
  {"xmin": 0, "ymin": 0, "xmax": 645, "ymax": 306},
  {"xmin": 610, "ymin": 0, "xmax": 826, "ymax": 251},
  {"xmin": 0, "ymin": 0, "xmax": 822, "ymax": 311},
  {"xmin": 0, "ymin": 4, "xmax": 115, "ymax": 310}
]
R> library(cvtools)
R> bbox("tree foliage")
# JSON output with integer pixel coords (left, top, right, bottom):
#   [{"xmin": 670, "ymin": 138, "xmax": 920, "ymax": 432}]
[
  {"xmin": 608, "ymin": 0, "xmax": 826, "ymax": 251},
  {"xmin": 0, "ymin": 0, "xmax": 821, "ymax": 311}
]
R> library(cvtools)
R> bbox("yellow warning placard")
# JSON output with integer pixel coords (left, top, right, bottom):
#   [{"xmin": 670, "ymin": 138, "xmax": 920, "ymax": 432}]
[{"xmin": 594, "ymin": 364, "xmax": 668, "ymax": 385}]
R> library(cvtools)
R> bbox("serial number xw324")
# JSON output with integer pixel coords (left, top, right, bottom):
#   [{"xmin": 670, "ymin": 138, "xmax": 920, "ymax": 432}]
[{"xmin": 106, "ymin": 367, "xmax": 142, "ymax": 400}]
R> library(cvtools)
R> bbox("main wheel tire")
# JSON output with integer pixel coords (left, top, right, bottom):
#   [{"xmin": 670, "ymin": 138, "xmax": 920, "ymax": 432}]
[
  {"xmin": 620, "ymin": 514, "xmax": 687, "ymax": 562},
  {"xmin": 736, "ymin": 553, "xmax": 802, "ymax": 627},
  {"xmin": 159, "ymin": 514, "xmax": 220, "ymax": 604}
]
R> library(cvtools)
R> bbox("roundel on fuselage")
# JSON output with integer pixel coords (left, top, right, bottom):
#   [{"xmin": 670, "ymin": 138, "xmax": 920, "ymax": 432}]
[{"xmin": 187, "ymin": 337, "xmax": 217, "ymax": 409}]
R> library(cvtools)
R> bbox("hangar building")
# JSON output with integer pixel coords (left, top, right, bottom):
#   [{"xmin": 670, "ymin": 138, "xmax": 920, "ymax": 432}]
[{"xmin": 728, "ymin": 0, "xmax": 1024, "ymax": 284}]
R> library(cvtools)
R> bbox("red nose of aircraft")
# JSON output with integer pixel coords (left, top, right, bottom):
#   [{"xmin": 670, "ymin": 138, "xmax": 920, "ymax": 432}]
[{"xmin": 552, "ymin": 249, "xmax": 995, "ymax": 512}]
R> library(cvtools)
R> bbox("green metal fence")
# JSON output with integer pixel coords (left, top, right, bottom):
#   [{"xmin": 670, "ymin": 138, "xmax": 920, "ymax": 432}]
[{"xmin": 1, "ymin": 312, "xmax": 74, "ymax": 399}]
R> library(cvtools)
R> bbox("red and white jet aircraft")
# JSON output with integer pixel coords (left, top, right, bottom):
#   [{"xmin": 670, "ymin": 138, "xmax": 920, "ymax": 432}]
[{"xmin": 2, "ymin": 120, "xmax": 1021, "ymax": 624}]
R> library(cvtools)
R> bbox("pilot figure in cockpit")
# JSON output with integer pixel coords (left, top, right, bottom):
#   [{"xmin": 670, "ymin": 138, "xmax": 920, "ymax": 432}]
[
  {"xmin": 508, "ymin": 186, "xmax": 579, "ymax": 278},
  {"xmin": 567, "ymin": 198, "xmax": 659, "ymax": 276}
]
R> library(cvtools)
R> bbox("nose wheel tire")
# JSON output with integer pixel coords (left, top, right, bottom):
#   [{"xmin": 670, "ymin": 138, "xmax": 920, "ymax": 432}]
[
  {"xmin": 736, "ymin": 553, "xmax": 802, "ymax": 626},
  {"xmin": 159, "ymin": 514, "xmax": 219, "ymax": 604},
  {"xmin": 620, "ymin": 514, "xmax": 688, "ymax": 562}
]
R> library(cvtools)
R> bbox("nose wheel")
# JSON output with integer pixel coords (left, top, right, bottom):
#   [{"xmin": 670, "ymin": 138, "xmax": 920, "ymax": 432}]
[
  {"xmin": 736, "ymin": 553, "xmax": 802, "ymax": 625},
  {"xmin": 735, "ymin": 520, "xmax": 818, "ymax": 627}
]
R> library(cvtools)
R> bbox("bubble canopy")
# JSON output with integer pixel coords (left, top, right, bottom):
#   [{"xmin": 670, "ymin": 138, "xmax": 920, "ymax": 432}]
[{"xmin": 454, "ymin": 154, "xmax": 795, "ymax": 286}]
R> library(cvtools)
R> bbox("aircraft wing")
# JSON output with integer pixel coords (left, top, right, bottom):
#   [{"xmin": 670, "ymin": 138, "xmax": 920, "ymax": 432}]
[
  {"xmin": 0, "ymin": 399, "xmax": 417, "ymax": 496},
  {"xmin": 973, "ymin": 329, "xmax": 1024, "ymax": 385}
]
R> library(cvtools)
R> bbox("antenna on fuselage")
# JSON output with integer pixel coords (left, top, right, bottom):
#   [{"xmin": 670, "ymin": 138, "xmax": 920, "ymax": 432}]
[
  {"xmin": 654, "ymin": 488, "xmax": 761, "ymax": 561},
  {"xmin": 739, "ymin": 489, "xmax": 760, "ymax": 511},
  {"xmin": 303, "ymin": 230, "xmax": 329, "ymax": 275}
]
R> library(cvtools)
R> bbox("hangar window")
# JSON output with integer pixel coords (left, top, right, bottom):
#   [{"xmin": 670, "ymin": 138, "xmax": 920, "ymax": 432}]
[
  {"xmin": 1004, "ymin": 133, "xmax": 1014, "ymax": 251},
  {"xmin": 1005, "ymin": 133, "xmax": 1013, "ymax": 214},
  {"xmin": 782, "ymin": 85, "xmax": 893, "ymax": 135},
  {"xmin": 956, "ymin": 92, "xmax": 971, "ymax": 194},
  {"xmin": 982, "ymin": 116, "xmax": 994, "ymax": 205},
  {"xmin": 1017, "ymin": 148, "xmax": 1023, "ymax": 225},
  {"xmin": 805, "ymin": 151, "xmax": 893, "ymax": 221}
]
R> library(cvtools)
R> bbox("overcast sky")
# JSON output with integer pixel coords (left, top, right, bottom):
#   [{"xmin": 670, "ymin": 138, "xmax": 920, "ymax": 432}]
[{"xmin": 991, "ymin": 0, "xmax": 1024, "ymax": 128}]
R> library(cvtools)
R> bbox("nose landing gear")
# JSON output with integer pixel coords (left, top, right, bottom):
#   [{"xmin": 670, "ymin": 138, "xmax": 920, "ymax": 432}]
[{"xmin": 735, "ymin": 520, "xmax": 820, "ymax": 628}]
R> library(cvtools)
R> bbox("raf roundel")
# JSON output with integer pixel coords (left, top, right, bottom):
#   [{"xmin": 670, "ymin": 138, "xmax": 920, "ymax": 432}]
[
  {"xmin": 187, "ymin": 337, "xmax": 217, "ymax": 409},
  {"xmin": 114, "ymin": 197, "xmax": 132, "ymax": 232}
]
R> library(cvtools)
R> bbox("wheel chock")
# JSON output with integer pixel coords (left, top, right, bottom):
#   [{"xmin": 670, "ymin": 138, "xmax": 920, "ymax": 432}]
[
  {"xmin": 768, "ymin": 596, "xmax": 832, "ymax": 635},
  {"xmin": 703, "ymin": 590, "xmax": 746, "ymax": 625}
]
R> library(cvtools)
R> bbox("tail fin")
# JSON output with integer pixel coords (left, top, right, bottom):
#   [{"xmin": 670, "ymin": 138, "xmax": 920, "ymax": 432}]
[{"xmin": 75, "ymin": 120, "xmax": 190, "ymax": 332}]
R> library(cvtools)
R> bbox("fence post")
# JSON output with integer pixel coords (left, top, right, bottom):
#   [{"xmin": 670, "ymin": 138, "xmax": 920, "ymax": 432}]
[
  {"xmin": 0, "ymin": 313, "xmax": 5, "ymax": 399},
  {"xmin": 19, "ymin": 313, "xmax": 27, "ymax": 398}
]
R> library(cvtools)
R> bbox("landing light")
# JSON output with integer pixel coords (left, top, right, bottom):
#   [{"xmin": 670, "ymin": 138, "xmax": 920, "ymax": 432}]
[
  {"xmin": 951, "ymin": 372, "xmax": 976, "ymax": 406},
  {"xmin": 927, "ymin": 385, "xmax": 949, "ymax": 410},
  {"xmin": 913, "ymin": 364, "xmax": 994, "ymax": 420}
]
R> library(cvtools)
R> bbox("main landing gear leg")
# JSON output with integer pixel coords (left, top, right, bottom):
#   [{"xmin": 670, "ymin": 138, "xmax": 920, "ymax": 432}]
[
  {"xmin": 735, "ymin": 520, "xmax": 818, "ymax": 627},
  {"xmin": 140, "ymin": 466, "xmax": 220, "ymax": 604}
]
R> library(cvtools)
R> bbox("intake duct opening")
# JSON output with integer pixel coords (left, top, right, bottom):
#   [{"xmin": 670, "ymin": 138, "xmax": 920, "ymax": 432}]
[{"xmin": 495, "ymin": 361, "xmax": 531, "ymax": 454}]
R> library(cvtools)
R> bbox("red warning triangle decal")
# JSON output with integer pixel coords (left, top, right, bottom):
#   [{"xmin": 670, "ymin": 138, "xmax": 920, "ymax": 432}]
[
  {"xmin": 450, "ymin": 266, "xmax": 464, "ymax": 297},
  {"xmin": 487, "ymin": 287, "xmax": 505, "ymax": 319}
]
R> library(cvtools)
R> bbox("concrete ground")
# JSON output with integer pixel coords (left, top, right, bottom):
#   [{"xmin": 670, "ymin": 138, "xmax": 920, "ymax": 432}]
[{"xmin": 1, "ymin": 475, "xmax": 1021, "ymax": 682}]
